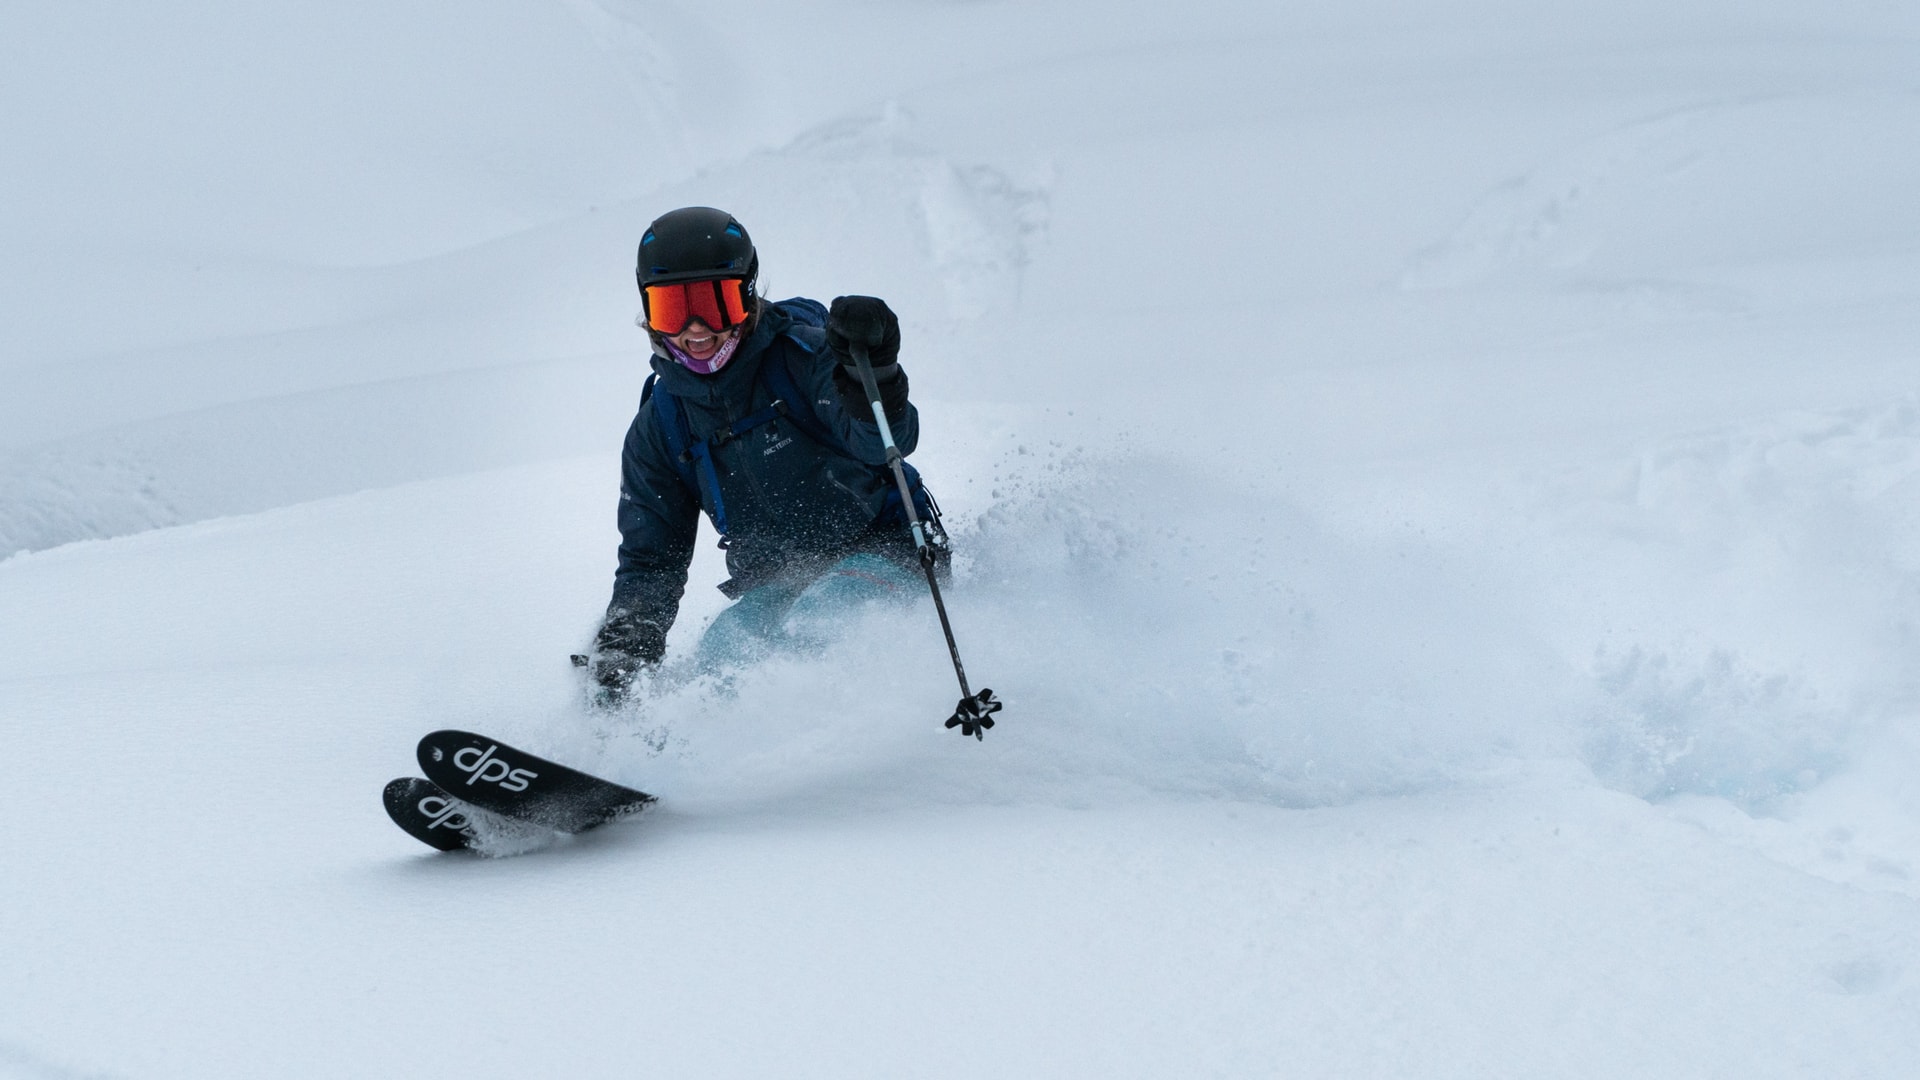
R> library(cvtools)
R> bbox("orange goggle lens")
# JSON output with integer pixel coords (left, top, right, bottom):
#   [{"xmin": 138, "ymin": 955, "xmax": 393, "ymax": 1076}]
[{"xmin": 643, "ymin": 278, "xmax": 749, "ymax": 335}]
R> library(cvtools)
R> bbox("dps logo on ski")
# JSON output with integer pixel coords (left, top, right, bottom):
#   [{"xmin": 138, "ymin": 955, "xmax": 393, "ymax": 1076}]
[
  {"xmin": 433, "ymin": 742, "xmax": 539, "ymax": 791},
  {"xmin": 414, "ymin": 794, "xmax": 472, "ymax": 833}
]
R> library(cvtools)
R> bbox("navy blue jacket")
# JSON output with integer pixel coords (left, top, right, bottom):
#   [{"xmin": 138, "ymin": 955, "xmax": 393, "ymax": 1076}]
[{"xmin": 605, "ymin": 300, "xmax": 918, "ymax": 658}]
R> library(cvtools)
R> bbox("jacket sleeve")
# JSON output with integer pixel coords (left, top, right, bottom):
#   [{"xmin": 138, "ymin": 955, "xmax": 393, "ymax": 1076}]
[
  {"xmin": 802, "ymin": 347, "xmax": 918, "ymax": 467},
  {"xmin": 603, "ymin": 406, "xmax": 701, "ymax": 661}
]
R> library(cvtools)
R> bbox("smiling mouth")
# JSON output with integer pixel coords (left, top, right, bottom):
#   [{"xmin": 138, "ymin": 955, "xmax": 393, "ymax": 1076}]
[{"xmin": 676, "ymin": 325, "xmax": 733, "ymax": 358}]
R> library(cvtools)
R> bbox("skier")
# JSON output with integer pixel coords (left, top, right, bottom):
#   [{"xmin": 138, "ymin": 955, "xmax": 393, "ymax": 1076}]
[{"xmin": 584, "ymin": 206, "xmax": 935, "ymax": 706}]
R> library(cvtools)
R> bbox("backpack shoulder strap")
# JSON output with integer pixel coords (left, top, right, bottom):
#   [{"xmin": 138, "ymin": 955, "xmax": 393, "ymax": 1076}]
[
  {"xmin": 772, "ymin": 296, "xmax": 829, "ymax": 330},
  {"xmin": 643, "ymin": 373, "xmax": 693, "ymax": 485},
  {"xmin": 644, "ymin": 372, "xmax": 738, "ymax": 537}
]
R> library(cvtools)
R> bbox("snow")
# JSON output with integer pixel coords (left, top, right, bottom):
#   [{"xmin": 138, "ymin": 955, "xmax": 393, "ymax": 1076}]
[{"xmin": 3, "ymin": 1, "xmax": 1919, "ymax": 1076}]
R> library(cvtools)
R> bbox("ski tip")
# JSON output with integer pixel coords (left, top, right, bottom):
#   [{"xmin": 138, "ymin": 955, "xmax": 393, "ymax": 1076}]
[
  {"xmin": 415, "ymin": 729, "xmax": 483, "ymax": 769},
  {"xmin": 382, "ymin": 776, "xmax": 478, "ymax": 853},
  {"xmin": 419, "ymin": 728, "xmax": 483, "ymax": 744}
]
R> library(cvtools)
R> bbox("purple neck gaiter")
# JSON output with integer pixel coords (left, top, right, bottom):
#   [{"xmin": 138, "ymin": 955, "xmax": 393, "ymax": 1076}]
[{"xmin": 662, "ymin": 333, "xmax": 741, "ymax": 375}]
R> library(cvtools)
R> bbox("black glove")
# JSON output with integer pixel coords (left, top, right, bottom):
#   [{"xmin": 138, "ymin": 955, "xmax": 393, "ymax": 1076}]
[
  {"xmin": 826, "ymin": 295, "xmax": 901, "ymax": 370},
  {"xmin": 588, "ymin": 610, "xmax": 665, "ymax": 708}
]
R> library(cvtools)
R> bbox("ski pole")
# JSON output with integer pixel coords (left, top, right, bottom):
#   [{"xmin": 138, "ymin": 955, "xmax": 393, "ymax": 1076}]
[{"xmin": 848, "ymin": 339, "xmax": 1003, "ymax": 739}]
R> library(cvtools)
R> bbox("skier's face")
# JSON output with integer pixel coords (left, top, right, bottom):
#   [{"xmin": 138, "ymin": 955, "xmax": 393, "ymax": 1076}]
[{"xmin": 667, "ymin": 318, "xmax": 736, "ymax": 362}]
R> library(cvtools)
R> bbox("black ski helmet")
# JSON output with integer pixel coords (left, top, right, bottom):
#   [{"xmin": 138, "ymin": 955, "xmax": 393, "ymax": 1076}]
[{"xmin": 636, "ymin": 207, "xmax": 759, "ymax": 302}]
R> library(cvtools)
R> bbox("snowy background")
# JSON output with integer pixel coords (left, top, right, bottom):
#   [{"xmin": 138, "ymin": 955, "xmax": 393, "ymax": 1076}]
[{"xmin": 3, "ymin": 1, "xmax": 1918, "ymax": 1076}]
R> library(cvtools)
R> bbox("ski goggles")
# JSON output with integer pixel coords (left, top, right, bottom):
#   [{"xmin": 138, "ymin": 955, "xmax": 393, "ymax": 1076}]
[{"xmin": 641, "ymin": 277, "xmax": 750, "ymax": 335}]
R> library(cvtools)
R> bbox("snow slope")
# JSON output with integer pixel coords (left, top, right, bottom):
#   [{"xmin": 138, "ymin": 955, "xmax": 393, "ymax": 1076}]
[{"xmin": 3, "ymin": 1, "xmax": 1919, "ymax": 1077}]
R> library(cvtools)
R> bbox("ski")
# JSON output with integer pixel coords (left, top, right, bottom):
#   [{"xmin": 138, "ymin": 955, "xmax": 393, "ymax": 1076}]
[
  {"xmin": 380, "ymin": 772, "xmax": 541, "ymax": 849},
  {"xmin": 416, "ymin": 729, "xmax": 656, "ymax": 834}
]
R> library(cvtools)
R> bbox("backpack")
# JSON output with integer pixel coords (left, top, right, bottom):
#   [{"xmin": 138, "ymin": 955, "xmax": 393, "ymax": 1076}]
[{"xmin": 641, "ymin": 298, "xmax": 950, "ymax": 562}]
